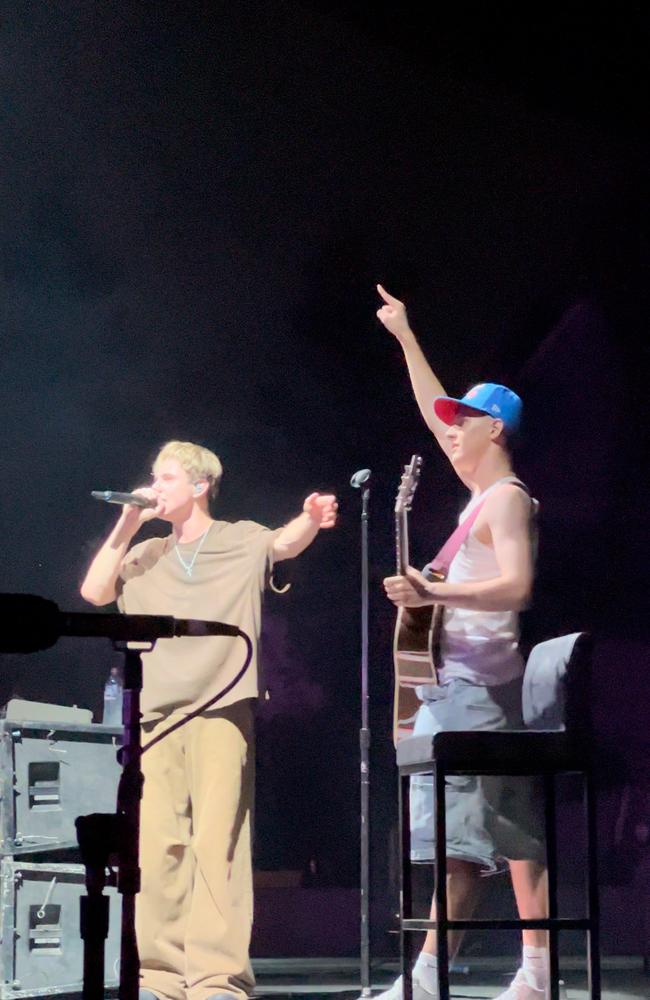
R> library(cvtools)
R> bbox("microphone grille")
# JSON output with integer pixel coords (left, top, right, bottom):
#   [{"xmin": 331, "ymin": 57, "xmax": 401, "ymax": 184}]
[{"xmin": 350, "ymin": 468, "xmax": 371, "ymax": 488}]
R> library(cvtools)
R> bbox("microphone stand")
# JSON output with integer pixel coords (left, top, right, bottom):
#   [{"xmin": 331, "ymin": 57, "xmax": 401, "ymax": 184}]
[
  {"xmin": 117, "ymin": 646, "xmax": 143, "ymax": 1000},
  {"xmin": 76, "ymin": 645, "xmax": 143, "ymax": 1000},
  {"xmin": 351, "ymin": 470, "xmax": 372, "ymax": 997}
]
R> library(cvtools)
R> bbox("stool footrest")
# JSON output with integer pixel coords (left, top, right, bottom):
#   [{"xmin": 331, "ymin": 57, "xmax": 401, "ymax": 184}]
[{"xmin": 402, "ymin": 918, "xmax": 592, "ymax": 932}]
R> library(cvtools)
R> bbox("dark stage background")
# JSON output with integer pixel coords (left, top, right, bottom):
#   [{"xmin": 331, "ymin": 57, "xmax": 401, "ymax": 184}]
[{"xmin": 1, "ymin": 1, "xmax": 649, "ymax": 960}]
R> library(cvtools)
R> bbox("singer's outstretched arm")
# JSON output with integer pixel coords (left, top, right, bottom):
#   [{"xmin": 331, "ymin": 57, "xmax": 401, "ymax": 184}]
[
  {"xmin": 81, "ymin": 493, "xmax": 159, "ymax": 606},
  {"xmin": 272, "ymin": 493, "xmax": 338, "ymax": 561},
  {"xmin": 376, "ymin": 283, "xmax": 454, "ymax": 458}
]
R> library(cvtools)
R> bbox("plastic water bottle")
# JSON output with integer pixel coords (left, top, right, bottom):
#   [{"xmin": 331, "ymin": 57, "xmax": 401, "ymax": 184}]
[{"xmin": 102, "ymin": 667, "xmax": 123, "ymax": 725}]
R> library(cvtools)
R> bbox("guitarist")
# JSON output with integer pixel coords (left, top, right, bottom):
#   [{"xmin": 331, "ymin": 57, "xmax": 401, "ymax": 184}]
[{"xmin": 376, "ymin": 284, "xmax": 548, "ymax": 1000}]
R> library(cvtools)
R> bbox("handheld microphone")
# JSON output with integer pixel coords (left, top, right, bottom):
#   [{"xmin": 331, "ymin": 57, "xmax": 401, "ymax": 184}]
[
  {"xmin": 91, "ymin": 490, "xmax": 157, "ymax": 509},
  {"xmin": 350, "ymin": 468, "xmax": 371, "ymax": 489}
]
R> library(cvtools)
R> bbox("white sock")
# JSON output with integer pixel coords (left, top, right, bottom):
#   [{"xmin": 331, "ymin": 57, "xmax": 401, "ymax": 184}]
[
  {"xmin": 522, "ymin": 944, "xmax": 549, "ymax": 991},
  {"xmin": 414, "ymin": 951, "xmax": 438, "ymax": 993}
]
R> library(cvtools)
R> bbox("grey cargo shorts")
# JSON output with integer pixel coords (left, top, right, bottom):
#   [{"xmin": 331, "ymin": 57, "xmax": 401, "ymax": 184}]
[{"xmin": 410, "ymin": 676, "xmax": 545, "ymax": 871}]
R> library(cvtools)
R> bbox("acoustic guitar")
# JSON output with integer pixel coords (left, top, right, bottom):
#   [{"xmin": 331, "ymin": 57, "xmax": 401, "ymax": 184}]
[{"xmin": 392, "ymin": 454, "xmax": 440, "ymax": 744}]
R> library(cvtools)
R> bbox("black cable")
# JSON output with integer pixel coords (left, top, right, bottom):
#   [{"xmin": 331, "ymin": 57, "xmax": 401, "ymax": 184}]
[{"xmin": 139, "ymin": 630, "xmax": 254, "ymax": 755}]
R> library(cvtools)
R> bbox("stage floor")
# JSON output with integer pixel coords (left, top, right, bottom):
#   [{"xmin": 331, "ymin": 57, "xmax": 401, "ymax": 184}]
[{"xmin": 252, "ymin": 957, "xmax": 649, "ymax": 999}]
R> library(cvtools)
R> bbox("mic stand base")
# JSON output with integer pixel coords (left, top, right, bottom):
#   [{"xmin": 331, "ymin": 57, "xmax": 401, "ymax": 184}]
[{"xmin": 76, "ymin": 813, "xmax": 120, "ymax": 1000}]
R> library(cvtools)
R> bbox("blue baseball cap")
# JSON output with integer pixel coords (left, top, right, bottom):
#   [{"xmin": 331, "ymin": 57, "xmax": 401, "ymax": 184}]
[{"xmin": 433, "ymin": 383, "xmax": 522, "ymax": 435}]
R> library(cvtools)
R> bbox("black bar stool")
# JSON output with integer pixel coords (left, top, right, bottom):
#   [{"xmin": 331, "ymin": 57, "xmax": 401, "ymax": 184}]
[{"xmin": 395, "ymin": 632, "xmax": 600, "ymax": 1000}]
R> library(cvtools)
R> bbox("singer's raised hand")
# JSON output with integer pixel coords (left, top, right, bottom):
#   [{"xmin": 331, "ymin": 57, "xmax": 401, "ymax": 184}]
[
  {"xmin": 273, "ymin": 493, "xmax": 338, "ymax": 561},
  {"xmin": 376, "ymin": 284, "xmax": 412, "ymax": 342},
  {"xmin": 303, "ymin": 492, "xmax": 338, "ymax": 529}
]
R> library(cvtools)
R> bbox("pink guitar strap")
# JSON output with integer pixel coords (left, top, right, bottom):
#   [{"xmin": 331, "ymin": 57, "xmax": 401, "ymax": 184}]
[
  {"xmin": 425, "ymin": 499, "xmax": 487, "ymax": 578},
  {"xmin": 426, "ymin": 477, "xmax": 529, "ymax": 578}
]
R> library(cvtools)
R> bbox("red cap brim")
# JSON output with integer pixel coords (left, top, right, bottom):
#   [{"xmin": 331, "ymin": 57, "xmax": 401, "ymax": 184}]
[{"xmin": 433, "ymin": 396, "xmax": 461, "ymax": 425}]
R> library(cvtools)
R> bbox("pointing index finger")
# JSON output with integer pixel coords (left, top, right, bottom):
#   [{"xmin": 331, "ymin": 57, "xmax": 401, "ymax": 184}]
[{"xmin": 377, "ymin": 283, "xmax": 399, "ymax": 307}]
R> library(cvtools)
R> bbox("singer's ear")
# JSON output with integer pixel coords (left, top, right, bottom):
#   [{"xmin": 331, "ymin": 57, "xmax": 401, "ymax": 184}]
[{"xmin": 194, "ymin": 481, "xmax": 207, "ymax": 497}]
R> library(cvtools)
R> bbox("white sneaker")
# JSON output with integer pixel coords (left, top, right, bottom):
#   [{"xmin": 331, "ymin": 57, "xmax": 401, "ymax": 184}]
[
  {"xmin": 366, "ymin": 972, "xmax": 438, "ymax": 1000},
  {"xmin": 492, "ymin": 968, "xmax": 547, "ymax": 1000}
]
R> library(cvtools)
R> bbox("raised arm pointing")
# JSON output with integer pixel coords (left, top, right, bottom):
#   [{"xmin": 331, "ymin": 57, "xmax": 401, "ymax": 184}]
[{"xmin": 376, "ymin": 284, "xmax": 453, "ymax": 457}]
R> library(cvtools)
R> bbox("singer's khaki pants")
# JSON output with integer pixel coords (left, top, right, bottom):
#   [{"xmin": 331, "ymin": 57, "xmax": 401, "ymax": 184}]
[{"xmin": 137, "ymin": 700, "xmax": 255, "ymax": 1000}]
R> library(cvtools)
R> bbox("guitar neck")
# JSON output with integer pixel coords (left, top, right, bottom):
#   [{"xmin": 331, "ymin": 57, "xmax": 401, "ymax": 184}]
[
  {"xmin": 394, "ymin": 453, "xmax": 421, "ymax": 578},
  {"xmin": 395, "ymin": 508, "xmax": 409, "ymax": 575}
]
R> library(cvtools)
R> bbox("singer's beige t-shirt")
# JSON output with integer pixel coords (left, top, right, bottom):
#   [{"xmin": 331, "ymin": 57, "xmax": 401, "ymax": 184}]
[{"xmin": 116, "ymin": 520, "xmax": 278, "ymax": 720}]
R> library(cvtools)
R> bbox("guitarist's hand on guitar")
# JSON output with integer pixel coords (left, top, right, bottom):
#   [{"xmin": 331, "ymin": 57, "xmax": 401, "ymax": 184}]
[
  {"xmin": 384, "ymin": 566, "xmax": 435, "ymax": 607},
  {"xmin": 376, "ymin": 284, "xmax": 414, "ymax": 343}
]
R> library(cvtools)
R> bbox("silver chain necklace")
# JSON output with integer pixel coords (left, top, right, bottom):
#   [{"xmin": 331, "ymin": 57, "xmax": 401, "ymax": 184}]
[{"xmin": 174, "ymin": 526, "xmax": 211, "ymax": 578}]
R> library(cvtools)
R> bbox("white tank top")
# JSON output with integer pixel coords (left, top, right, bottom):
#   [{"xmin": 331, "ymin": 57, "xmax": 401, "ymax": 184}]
[{"xmin": 438, "ymin": 476, "xmax": 533, "ymax": 687}]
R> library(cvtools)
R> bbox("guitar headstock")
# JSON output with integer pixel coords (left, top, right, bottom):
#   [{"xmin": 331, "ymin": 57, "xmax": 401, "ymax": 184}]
[{"xmin": 394, "ymin": 454, "xmax": 422, "ymax": 514}]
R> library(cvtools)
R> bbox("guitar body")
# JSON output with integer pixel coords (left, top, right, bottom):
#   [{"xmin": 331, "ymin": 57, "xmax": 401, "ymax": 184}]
[
  {"xmin": 391, "ymin": 455, "xmax": 440, "ymax": 745},
  {"xmin": 393, "ymin": 604, "xmax": 438, "ymax": 743}
]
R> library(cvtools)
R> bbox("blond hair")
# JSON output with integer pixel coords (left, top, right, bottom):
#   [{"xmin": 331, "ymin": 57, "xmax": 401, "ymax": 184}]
[{"xmin": 153, "ymin": 440, "xmax": 223, "ymax": 499}]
